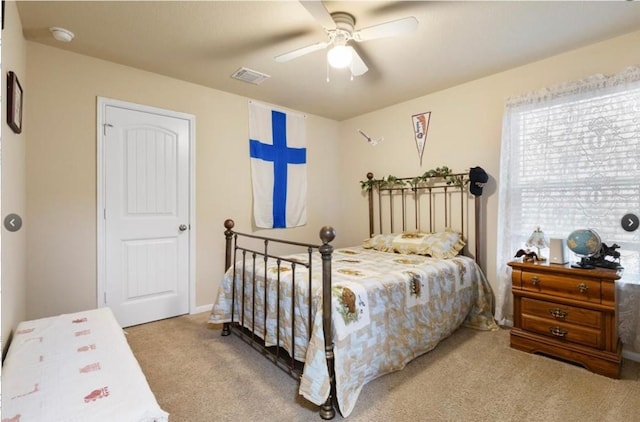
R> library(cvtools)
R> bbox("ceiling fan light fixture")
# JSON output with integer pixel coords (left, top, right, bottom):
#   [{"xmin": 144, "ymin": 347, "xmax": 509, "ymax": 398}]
[{"xmin": 327, "ymin": 45, "xmax": 353, "ymax": 69}]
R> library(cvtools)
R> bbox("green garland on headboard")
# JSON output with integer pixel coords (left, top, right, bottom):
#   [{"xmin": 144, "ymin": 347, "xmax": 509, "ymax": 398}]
[{"xmin": 360, "ymin": 166, "xmax": 468, "ymax": 191}]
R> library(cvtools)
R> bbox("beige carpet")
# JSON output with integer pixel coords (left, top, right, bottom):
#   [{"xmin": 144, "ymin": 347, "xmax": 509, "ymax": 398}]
[{"xmin": 125, "ymin": 312, "xmax": 640, "ymax": 422}]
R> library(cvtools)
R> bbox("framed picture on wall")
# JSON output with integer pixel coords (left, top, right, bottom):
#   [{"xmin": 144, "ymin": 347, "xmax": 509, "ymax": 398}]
[{"xmin": 7, "ymin": 71, "xmax": 23, "ymax": 134}]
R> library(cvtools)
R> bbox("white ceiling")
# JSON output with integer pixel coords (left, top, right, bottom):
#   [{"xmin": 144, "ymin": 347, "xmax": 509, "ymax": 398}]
[{"xmin": 15, "ymin": 1, "xmax": 640, "ymax": 121}]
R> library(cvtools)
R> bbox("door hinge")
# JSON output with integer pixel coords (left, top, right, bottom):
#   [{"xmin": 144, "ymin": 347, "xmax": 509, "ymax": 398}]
[
  {"xmin": 103, "ymin": 123, "xmax": 113, "ymax": 135},
  {"xmin": 103, "ymin": 291, "xmax": 107, "ymax": 304},
  {"xmin": 103, "ymin": 208, "xmax": 107, "ymax": 219}
]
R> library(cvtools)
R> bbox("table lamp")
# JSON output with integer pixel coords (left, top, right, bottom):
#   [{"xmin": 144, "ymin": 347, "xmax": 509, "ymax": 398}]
[{"xmin": 526, "ymin": 227, "xmax": 549, "ymax": 261}]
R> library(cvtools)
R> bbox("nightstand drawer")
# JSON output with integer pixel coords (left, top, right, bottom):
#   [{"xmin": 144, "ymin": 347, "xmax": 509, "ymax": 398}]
[
  {"xmin": 521, "ymin": 297, "xmax": 602, "ymax": 329},
  {"xmin": 521, "ymin": 271, "xmax": 601, "ymax": 303},
  {"xmin": 521, "ymin": 315, "xmax": 603, "ymax": 348}
]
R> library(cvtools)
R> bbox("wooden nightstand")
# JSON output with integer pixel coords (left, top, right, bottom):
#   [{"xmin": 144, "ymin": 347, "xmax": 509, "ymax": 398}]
[{"xmin": 508, "ymin": 260, "xmax": 622, "ymax": 378}]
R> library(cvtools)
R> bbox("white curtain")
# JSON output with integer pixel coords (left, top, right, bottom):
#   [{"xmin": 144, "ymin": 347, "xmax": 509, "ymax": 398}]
[{"xmin": 495, "ymin": 66, "xmax": 640, "ymax": 355}]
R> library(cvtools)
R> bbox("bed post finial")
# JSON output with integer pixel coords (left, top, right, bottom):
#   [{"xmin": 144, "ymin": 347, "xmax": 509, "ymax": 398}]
[{"xmin": 319, "ymin": 226, "xmax": 336, "ymax": 244}]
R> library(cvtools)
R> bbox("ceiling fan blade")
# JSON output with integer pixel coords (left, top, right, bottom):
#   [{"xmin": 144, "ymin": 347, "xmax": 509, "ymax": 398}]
[
  {"xmin": 350, "ymin": 48, "xmax": 368, "ymax": 76},
  {"xmin": 274, "ymin": 41, "xmax": 329, "ymax": 63},
  {"xmin": 353, "ymin": 16, "xmax": 418, "ymax": 42},
  {"xmin": 300, "ymin": 0, "xmax": 336, "ymax": 29}
]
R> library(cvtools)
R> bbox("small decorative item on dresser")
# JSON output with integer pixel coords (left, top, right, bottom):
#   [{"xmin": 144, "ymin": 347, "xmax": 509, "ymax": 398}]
[
  {"xmin": 514, "ymin": 248, "xmax": 540, "ymax": 263},
  {"xmin": 6, "ymin": 71, "xmax": 23, "ymax": 134},
  {"xmin": 526, "ymin": 227, "xmax": 549, "ymax": 261},
  {"xmin": 508, "ymin": 260, "xmax": 622, "ymax": 378},
  {"xmin": 588, "ymin": 242, "xmax": 623, "ymax": 270},
  {"xmin": 549, "ymin": 238, "xmax": 568, "ymax": 264},
  {"xmin": 567, "ymin": 228, "xmax": 602, "ymax": 269}
]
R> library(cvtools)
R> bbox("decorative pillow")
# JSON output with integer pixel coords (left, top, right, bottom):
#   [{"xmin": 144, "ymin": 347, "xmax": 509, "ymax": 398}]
[
  {"xmin": 420, "ymin": 229, "xmax": 466, "ymax": 259},
  {"xmin": 362, "ymin": 233, "xmax": 397, "ymax": 253},
  {"xmin": 362, "ymin": 229, "xmax": 465, "ymax": 259},
  {"xmin": 391, "ymin": 232, "xmax": 431, "ymax": 255}
]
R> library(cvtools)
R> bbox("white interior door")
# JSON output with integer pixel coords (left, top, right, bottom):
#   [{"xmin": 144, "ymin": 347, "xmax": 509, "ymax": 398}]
[{"xmin": 101, "ymin": 102, "xmax": 192, "ymax": 327}]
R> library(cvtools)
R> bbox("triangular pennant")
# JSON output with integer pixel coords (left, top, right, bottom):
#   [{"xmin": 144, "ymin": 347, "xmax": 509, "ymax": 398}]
[{"xmin": 411, "ymin": 112, "xmax": 431, "ymax": 166}]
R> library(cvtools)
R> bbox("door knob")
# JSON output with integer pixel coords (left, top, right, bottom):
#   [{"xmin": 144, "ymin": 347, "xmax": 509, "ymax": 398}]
[{"xmin": 179, "ymin": 224, "xmax": 188, "ymax": 232}]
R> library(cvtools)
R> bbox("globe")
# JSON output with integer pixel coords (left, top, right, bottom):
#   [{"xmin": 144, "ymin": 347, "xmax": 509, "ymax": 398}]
[{"xmin": 567, "ymin": 229, "xmax": 602, "ymax": 269}]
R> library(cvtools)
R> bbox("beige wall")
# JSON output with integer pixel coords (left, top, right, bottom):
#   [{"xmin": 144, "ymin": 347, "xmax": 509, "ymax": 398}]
[
  {"xmin": 337, "ymin": 29, "xmax": 640, "ymax": 288},
  {"xmin": 25, "ymin": 43, "xmax": 341, "ymax": 320},
  {"xmin": 1, "ymin": 0, "xmax": 28, "ymax": 354}
]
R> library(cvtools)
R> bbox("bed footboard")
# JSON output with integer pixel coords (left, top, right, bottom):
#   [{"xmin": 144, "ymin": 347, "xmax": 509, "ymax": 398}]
[{"xmin": 221, "ymin": 219, "xmax": 337, "ymax": 419}]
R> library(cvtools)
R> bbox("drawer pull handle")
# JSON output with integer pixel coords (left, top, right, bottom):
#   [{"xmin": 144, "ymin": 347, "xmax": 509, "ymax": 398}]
[
  {"xmin": 549, "ymin": 308, "xmax": 568, "ymax": 319},
  {"xmin": 549, "ymin": 326, "xmax": 568, "ymax": 337},
  {"xmin": 578, "ymin": 283, "xmax": 588, "ymax": 294},
  {"xmin": 531, "ymin": 276, "xmax": 540, "ymax": 286}
]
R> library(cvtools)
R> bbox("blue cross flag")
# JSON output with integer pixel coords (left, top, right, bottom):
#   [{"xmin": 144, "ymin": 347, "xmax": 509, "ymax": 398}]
[{"xmin": 249, "ymin": 101, "xmax": 307, "ymax": 228}]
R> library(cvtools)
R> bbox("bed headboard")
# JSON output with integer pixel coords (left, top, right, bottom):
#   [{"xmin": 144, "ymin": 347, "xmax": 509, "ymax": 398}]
[{"xmin": 363, "ymin": 169, "xmax": 483, "ymax": 267}]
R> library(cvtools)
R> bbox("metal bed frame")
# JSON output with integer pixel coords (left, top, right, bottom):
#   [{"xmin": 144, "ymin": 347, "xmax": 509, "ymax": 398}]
[{"xmin": 220, "ymin": 171, "xmax": 481, "ymax": 419}]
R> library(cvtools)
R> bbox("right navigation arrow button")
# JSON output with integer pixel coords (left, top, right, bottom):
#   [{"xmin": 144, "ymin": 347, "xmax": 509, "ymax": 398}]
[{"xmin": 622, "ymin": 213, "xmax": 639, "ymax": 232}]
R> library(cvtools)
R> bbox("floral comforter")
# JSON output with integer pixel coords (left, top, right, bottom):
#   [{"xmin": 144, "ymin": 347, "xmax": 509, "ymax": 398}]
[{"xmin": 209, "ymin": 246, "xmax": 497, "ymax": 417}]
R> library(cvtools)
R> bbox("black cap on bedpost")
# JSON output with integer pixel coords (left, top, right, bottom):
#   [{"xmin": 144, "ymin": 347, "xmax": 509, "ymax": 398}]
[
  {"xmin": 469, "ymin": 166, "xmax": 488, "ymax": 197},
  {"xmin": 319, "ymin": 225, "xmax": 336, "ymax": 420}
]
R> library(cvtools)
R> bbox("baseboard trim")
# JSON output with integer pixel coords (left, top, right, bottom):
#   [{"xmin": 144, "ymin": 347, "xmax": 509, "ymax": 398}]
[
  {"xmin": 622, "ymin": 346, "xmax": 640, "ymax": 362},
  {"xmin": 193, "ymin": 304, "xmax": 213, "ymax": 314}
]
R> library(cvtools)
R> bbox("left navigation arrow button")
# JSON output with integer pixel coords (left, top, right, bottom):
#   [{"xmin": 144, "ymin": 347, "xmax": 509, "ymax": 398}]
[{"xmin": 4, "ymin": 213, "xmax": 23, "ymax": 232}]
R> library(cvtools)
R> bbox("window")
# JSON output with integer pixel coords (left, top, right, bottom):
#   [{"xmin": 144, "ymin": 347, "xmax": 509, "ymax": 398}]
[{"xmin": 495, "ymin": 67, "xmax": 640, "ymax": 333}]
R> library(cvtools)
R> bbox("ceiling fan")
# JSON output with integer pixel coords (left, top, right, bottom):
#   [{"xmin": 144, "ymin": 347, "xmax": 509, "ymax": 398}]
[{"xmin": 275, "ymin": 1, "xmax": 419, "ymax": 78}]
